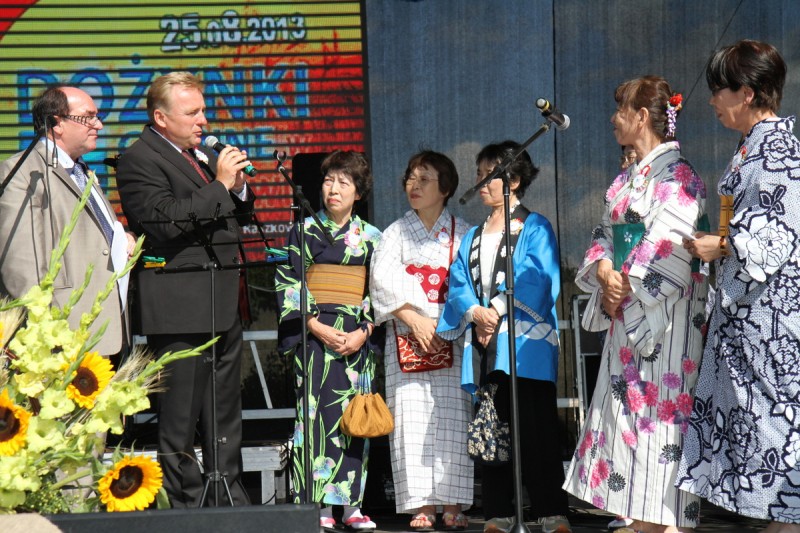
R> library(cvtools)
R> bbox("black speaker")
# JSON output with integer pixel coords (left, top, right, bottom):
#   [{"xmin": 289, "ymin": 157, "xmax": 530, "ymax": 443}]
[
  {"xmin": 291, "ymin": 152, "xmax": 369, "ymax": 221},
  {"xmin": 49, "ymin": 504, "xmax": 318, "ymax": 533}
]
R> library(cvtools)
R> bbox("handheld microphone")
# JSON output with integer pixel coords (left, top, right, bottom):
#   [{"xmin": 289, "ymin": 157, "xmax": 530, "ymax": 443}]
[
  {"xmin": 535, "ymin": 98, "xmax": 570, "ymax": 131},
  {"xmin": 203, "ymin": 135, "xmax": 257, "ymax": 177}
]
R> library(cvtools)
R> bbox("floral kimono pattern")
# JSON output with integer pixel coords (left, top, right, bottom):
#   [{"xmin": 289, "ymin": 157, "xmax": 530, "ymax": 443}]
[
  {"xmin": 676, "ymin": 117, "xmax": 800, "ymax": 523},
  {"xmin": 563, "ymin": 142, "xmax": 708, "ymax": 527},
  {"xmin": 369, "ymin": 208, "xmax": 473, "ymax": 513},
  {"xmin": 275, "ymin": 211, "xmax": 381, "ymax": 505}
]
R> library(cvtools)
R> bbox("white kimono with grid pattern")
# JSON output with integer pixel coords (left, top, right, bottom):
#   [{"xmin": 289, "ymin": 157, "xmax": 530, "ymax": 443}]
[{"xmin": 370, "ymin": 209, "xmax": 474, "ymax": 513}]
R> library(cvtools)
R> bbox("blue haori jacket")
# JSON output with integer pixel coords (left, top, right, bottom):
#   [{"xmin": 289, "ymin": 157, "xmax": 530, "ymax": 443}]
[{"xmin": 436, "ymin": 212, "xmax": 561, "ymax": 394}]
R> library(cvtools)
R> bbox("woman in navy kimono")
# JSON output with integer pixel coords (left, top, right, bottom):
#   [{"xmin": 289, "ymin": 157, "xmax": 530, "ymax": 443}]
[
  {"xmin": 276, "ymin": 151, "xmax": 381, "ymax": 531},
  {"xmin": 437, "ymin": 141, "xmax": 571, "ymax": 533}
]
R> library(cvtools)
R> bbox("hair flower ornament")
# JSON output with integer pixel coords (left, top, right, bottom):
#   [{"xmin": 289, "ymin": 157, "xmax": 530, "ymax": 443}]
[{"xmin": 666, "ymin": 93, "xmax": 683, "ymax": 138}]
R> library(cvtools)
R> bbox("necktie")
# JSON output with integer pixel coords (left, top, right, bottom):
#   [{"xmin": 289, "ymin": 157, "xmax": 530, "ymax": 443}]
[
  {"xmin": 73, "ymin": 162, "xmax": 114, "ymax": 244},
  {"xmin": 182, "ymin": 149, "xmax": 210, "ymax": 183}
]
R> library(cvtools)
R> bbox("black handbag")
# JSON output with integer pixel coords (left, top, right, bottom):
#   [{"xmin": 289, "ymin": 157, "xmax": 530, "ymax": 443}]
[{"xmin": 467, "ymin": 383, "xmax": 511, "ymax": 465}]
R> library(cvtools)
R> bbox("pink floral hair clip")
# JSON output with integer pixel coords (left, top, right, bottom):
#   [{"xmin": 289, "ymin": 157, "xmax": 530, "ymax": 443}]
[{"xmin": 666, "ymin": 93, "xmax": 683, "ymax": 138}]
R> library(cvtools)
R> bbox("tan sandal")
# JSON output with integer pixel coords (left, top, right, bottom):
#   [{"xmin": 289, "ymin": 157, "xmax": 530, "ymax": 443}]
[
  {"xmin": 442, "ymin": 511, "xmax": 468, "ymax": 530},
  {"xmin": 410, "ymin": 512, "xmax": 436, "ymax": 532}
]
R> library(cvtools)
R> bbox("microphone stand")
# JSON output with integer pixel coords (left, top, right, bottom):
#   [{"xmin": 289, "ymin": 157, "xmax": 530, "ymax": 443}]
[
  {"xmin": 459, "ymin": 122, "xmax": 552, "ymax": 206},
  {"xmin": 274, "ymin": 150, "xmax": 333, "ymax": 505},
  {"xmin": 150, "ymin": 211, "xmax": 232, "ymax": 507},
  {"xmin": 0, "ymin": 129, "xmax": 45, "ymax": 198},
  {"xmin": 141, "ymin": 208, "xmax": 279, "ymax": 508},
  {"xmin": 459, "ymin": 121, "xmax": 553, "ymax": 533}
]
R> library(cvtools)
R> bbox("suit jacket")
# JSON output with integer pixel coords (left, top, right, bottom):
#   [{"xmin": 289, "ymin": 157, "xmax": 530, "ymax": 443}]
[
  {"xmin": 116, "ymin": 126, "xmax": 255, "ymax": 335},
  {"xmin": 0, "ymin": 144, "xmax": 124, "ymax": 356}
]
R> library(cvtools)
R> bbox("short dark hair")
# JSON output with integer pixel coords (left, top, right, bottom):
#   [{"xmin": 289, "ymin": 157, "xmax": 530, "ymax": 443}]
[
  {"xmin": 32, "ymin": 85, "xmax": 68, "ymax": 133},
  {"xmin": 614, "ymin": 76, "xmax": 678, "ymax": 141},
  {"xmin": 320, "ymin": 150, "xmax": 372, "ymax": 199},
  {"xmin": 706, "ymin": 39, "xmax": 785, "ymax": 112},
  {"xmin": 146, "ymin": 71, "xmax": 204, "ymax": 123},
  {"xmin": 402, "ymin": 150, "xmax": 459, "ymax": 205},
  {"xmin": 475, "ymin": 141, "xmax": 538, "ymax": 198}
]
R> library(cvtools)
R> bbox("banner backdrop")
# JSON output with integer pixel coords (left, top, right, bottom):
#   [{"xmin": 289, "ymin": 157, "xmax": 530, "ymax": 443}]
[{"xmin": 0, "ymin": 0, "xmax": 369, "ymax": 250}]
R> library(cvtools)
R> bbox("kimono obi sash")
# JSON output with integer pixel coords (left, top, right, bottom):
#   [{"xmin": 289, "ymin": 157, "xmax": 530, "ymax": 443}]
[
  {"xmin": 307, "ymin": 264, "xmax": 366, "ymax": 306},
  {"xmin": 406, "ymin": 264, "xmax": 449, "ymax": 303},
  {"xmin": 405, "ymin": 215, "xmax": 456, "ymax": 304}
]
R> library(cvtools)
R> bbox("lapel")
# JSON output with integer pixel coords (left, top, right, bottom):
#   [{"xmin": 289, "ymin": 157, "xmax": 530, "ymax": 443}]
[
  {"xmin": 467, "ymin": 204, "xmax": 530, "ymax": 304},
  {"xmin": 487, "ymin": 205, "xmax": 529, "ymax": 299},
  {"xmin": 140, "ymin": 126, "xmax": 214, "ymax": 189},
  {"xmin": 33, "ymin": 144, "xmax": 113, "ymax": 234},
  {"xmin": 34, "ymin": 143, "xmax": 80, "ymax": 197}
]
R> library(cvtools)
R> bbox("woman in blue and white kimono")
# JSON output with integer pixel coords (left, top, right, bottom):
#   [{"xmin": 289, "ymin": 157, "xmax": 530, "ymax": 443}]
[
  {"xmin": 677, "ymin": 40, "xmax": 800, "ymax": 533},
  {"xmin": 437, "ymin": 141, "xmax": 571, "ymax": 533}
]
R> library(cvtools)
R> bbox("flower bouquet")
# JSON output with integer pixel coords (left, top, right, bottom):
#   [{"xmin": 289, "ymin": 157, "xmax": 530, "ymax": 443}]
[{"xmin": 0, "ymin": 178, "xmax": 212, "ymax": 514}]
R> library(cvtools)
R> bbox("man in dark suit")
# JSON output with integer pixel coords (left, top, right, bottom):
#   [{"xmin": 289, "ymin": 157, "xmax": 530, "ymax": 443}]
[{"xmin": 116, "ymin": 72, "xmax": 254, "ymax": 508}]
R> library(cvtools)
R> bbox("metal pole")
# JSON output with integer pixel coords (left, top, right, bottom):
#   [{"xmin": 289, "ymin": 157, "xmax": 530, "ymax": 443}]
[{"xmin": 501, "ymin": 173, "xmax": 530, "ymax": 533}]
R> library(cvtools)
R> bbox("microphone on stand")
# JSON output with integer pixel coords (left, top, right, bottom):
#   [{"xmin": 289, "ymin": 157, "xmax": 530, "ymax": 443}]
[
  {"xmin": 204, "ymin": 135, "xmax": 258, "ymax": 177},
  {"xmin": 103, "ymin": 154, "xmax": 120, "ymax": 169},
  {"xmin": 535, "ymin": 98, "xmax": 570, "ymax": 130}
]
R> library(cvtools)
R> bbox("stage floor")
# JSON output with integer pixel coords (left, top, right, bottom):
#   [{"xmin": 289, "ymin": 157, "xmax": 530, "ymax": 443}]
[{"xmin": 359, "ymin": 498, "xmax": 765, "ymax": 532}]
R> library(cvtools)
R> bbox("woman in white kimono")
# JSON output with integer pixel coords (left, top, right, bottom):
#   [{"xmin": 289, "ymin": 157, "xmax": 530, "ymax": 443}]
[
  {"xmin": 370, "ymin": 150, "xmax": 473, "ymax": 531},
  {"xmin": 677, "ymin": 40, "xmax": 800, "ymax": 533},
  {"xmin": 563, "ymin": 76, "xmax": 708, "ymax": 533}
]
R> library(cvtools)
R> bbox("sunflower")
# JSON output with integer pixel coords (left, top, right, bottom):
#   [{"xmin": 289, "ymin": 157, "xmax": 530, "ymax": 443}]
[
  {"xmin": 65, "ymin": 351, "xmax": 114, "ymax": 409},
  {"xmin": 0, "ymin": 388, "xmax": 30, "ymax": 456},
  {"xmin": 98, "ymin": 455, "xmax": 162, "ymax": 512}
]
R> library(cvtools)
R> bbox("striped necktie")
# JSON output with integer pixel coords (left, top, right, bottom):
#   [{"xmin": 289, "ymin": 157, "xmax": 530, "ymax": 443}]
[{"xmin": 73, "ymin": 162, "xmax": 114, "ymax": 244}]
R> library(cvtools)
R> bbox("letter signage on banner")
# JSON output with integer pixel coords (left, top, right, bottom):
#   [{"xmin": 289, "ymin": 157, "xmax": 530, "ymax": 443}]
[{"xmin": 0, "ymin": 1, "xmax": 368, "ymax": 251}]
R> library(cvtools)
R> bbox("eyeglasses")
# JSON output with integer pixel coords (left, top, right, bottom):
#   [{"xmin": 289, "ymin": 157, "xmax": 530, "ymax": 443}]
[
  {"xmin": 62, "ymin": 114, "xmax": 101, "ymax": 127},
  {"xmin": 404, "ymin": 176, "xmax": 439, "ymax": 187}
]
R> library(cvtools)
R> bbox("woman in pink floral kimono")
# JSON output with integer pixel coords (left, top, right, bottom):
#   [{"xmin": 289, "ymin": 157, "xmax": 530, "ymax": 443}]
[{"xmin": 562, "ymin": 76, "xmax": 708, "ymax": 533}]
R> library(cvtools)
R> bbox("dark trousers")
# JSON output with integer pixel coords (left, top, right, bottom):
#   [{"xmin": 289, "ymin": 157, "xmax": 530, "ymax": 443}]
[
  {"xmin": 481, "ymin": 372, "xmax": 569, "ymax": 520},
  {"xmin": 149, "ymin": 319, "xmax": 250, "ymax": 508}
]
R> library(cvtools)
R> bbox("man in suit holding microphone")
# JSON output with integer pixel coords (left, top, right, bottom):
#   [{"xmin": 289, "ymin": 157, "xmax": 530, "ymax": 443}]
[
  {"xmin": 116, "ymin": 72, "xmax": 255, "ymax": 508},
  {"xmin": 0, "ymin": 85, "xmax": 134, "ymax": 357}
]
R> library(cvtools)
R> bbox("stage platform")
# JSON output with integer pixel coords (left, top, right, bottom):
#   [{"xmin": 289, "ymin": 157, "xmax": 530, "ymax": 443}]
[
  {"xmin": 361, "ymin": 498, "xmax": 765, "ymax": 532},
  {"xmin": 362, "ymin": 500, "xmax": 766, "ymax": 533}
]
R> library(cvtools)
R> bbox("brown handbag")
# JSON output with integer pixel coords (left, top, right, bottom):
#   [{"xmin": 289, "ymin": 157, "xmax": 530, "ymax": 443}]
[
  {"xmin": 340, "ymin": 391, "xmax": 394, "ymax": 438},
  {"xmin": 340, "ymin": 364, "xmax": 393, "ymax": 438}
]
